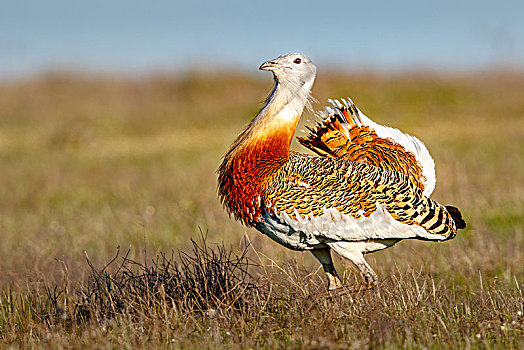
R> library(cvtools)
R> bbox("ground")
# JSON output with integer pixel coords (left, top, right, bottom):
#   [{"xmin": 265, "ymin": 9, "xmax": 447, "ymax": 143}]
[{"xmin": 0, "ymin": 70, "xmax": 522, "ymax": 348}]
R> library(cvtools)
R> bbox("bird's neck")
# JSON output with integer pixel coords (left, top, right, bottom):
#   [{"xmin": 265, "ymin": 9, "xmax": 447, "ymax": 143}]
[
  {"xmin": 231, "ymin": 79, "xmax": 312, "ymax": 162},
  {"xmin": 250, "ymin": 79, "xmax": 313, "ymax": 151},
  {"xmin": 218, "ymin": 79, "xmax": 313, "ymax": 224}
]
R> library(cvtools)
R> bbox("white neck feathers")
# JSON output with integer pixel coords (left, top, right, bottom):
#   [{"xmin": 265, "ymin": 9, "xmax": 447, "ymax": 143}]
[{"xmin": 255, "ymin": 77, "xmax": 315, "ymax": 126}]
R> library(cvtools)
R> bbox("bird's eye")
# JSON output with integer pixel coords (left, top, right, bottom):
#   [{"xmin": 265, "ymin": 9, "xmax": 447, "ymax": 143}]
[{"xmin": 294, "ymin": 58, "xmax": 302, "ymax": 64}]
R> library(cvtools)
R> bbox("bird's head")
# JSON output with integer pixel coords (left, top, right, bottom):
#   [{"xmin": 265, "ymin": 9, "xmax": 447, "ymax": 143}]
[{"xmin": 259, "ymin": 53, "xmax": 316, "ymax": 89}]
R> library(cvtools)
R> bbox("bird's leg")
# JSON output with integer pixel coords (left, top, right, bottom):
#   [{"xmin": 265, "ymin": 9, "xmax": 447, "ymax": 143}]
[
  {"xmin": 327, "ymin": 242, "xmax": 378, "ymax": 291},
  {"xmin": 311, "ymin": 248, "xmax": 343, "ymax": 291}
]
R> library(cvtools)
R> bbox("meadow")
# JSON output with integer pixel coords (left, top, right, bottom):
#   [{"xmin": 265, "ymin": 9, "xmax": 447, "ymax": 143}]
[{"xmin": 0, "ymin": 69, "xmax": 522, "ymax": 348}]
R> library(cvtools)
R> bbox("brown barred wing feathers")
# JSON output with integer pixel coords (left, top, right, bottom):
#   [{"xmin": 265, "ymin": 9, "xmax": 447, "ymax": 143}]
[{"xmin": 263, "ymin": 153, "xmax": 459, "ymax": 242}]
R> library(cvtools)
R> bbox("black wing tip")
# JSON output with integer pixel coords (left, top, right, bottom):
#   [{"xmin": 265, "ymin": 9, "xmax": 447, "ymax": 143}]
[{"xmin": 445, "ymin": 205, "xmax": 466, "ymax": 230}]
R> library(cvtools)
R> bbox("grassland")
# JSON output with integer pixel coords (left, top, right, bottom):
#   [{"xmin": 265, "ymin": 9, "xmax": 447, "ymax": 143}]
[{"xmin": 0, "ymin": 70, "xmax": 522, "ymax": 348}]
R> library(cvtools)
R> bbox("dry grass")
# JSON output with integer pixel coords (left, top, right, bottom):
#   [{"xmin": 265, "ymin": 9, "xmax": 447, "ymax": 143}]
[{"xmin": 0, "ymin": 70, "xmax": 523, "ymax": 348}]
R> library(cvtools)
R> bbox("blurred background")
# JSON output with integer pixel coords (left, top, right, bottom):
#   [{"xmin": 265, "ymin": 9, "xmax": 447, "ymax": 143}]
[
  {"xmin": 2, "ymin": 0, "xmax": 524, "ymax": 79},
  {"xmin": 0, "ymin": 0, "xmax": 522, "ymax": 288}
]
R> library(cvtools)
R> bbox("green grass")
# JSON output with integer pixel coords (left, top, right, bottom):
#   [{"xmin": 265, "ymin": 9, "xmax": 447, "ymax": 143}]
[{"xmin": 0, "ymin": 70, "xmax": 523, "ymax": 348}]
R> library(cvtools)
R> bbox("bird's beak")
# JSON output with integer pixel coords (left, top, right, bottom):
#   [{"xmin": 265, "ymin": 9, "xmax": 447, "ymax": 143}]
[{"xmin": 259, "ymin": 60, "xmax": 279, "ymax": 71}]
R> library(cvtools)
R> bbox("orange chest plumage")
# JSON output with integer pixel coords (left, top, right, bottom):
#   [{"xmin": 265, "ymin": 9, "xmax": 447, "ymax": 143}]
[{"xmin": 218, "ymin": 130, "xmax": 292, "ymax": 225}]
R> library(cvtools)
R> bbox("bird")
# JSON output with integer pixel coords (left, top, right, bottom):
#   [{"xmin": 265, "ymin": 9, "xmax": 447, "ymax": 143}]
[{"xmin": 217, "ymin": 53, "xmax": 466, "ymax": 291}]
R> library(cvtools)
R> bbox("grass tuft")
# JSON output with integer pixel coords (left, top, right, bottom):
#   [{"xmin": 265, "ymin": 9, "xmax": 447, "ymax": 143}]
[{"xmin": 77, "ymin": 236, "xmax": 262, "ymax": 323}]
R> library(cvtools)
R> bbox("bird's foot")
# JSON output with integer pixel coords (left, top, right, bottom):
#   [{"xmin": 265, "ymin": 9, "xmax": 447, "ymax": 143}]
[
  {"xmin": 327, "ymin": 273, "xmax": 344, "ymax": 291},
  {"xmin": 363, "ymin": 271, "xmax": 378, "ymax": 288}
]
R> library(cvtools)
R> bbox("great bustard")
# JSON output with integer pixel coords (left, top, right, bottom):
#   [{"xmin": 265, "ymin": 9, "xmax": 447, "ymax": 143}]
[{"xmin": 217, "ymin": 53, "xmax": 465, "ymax": 290}]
